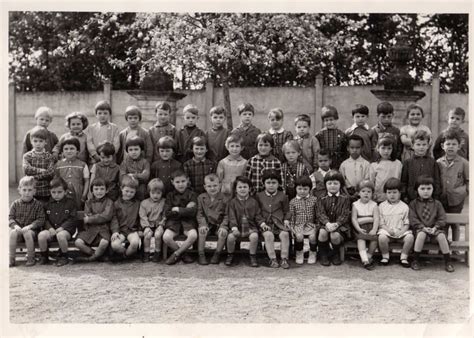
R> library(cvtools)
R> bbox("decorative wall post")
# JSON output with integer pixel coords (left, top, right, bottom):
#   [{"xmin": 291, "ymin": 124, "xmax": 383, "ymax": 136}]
[
  {"xmin": 9, "ymin": 81, "xmax": 17, "ymax": 185},
  {"xmin": 205, "ymin": 79, "xmax": 215, "ymax": 131},
  {"xmin": 103, "ymin": 78, "xmax": 112, "ymax": 122},
  {"xmin": 314, "ymin": 74, "xmax": 324, "ymax": 134},
  {"xmin": 431, "ymin": 73, "xmax": 440, "ymax": 137}
]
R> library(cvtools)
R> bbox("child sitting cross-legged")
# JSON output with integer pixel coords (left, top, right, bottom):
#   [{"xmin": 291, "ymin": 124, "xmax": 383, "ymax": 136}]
[
  {"xmin": 196, "ymin": 174, "xmax": 229, "ymax": 265},
  {"xmin": 9, "ymin": 176, "xmax": 45, "ymax": 267},
  {"xmin": 409, "ymin": 175, "xmax": 454, "ymax": 272},
  {"xmin": 316, "ymin": 170, "xmax": 352, "ymax": 266},
  {"xmin": 139, "ymin": 178, "xmax": 166, "ymax": 263},
  {"xmin": 289, "ymin": 176, "xmax": 318, "ymax": 265},
  {"xmin": 377, "ymin": 178, "xmax": 414, "ymax": 267},
  {"xmin": 163, "ymin": 170, "xmax": 199, "ymax": 265},
  {"xmin": 351, "ymin": 180, "xmax": 379, "ymax": 270},
  {"xmin": 38, "ymin": 177, "xmax": 78, "ymax": 266},
  {"xmin": 75, "ymin": 178, "xmax": 114, "ymax": 262},
  {"xmin": 225, "ymin": 176, "xmax": 264, "ymax": 267},
  {"xmin": 255, "ymin": 169, "xmax": 291, "ymax": 269},
  {"xmin": 110, "ymin": 175, "xmax": 141, "ymax": 261}
]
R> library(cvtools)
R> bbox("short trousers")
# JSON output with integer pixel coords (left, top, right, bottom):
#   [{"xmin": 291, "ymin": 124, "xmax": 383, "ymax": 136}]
[
  {"xmin": 199, "ymin": 224, "xmax": 219, "ymax": 237},
  {"xmin": 77, "ymin": 227, "xmax": 111, "ymax": 246},
  {"xmin": 12, "ymin": 229, "xmax": 37, "ymax": 242},
  {"xmin": 165, "ymin": 218, "xmax": 197, "ymax": 234}
]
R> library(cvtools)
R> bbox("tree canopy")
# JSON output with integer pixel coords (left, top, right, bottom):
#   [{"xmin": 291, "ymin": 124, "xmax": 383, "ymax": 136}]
[{"xmin": 9, "ymin": 12, "xmax": 468, "ymax": 93}]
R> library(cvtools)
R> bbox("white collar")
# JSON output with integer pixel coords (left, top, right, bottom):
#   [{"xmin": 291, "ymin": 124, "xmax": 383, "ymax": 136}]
[
  {"xmin": 265, "ymin": 190, "xmax": 278, "ymax": 197},
  {"xmin": 268, "ymin": 127, "xmax": 285, "ymax": 134},
  {"xmin": 328, "ymin": 192, "xmax": 340, "ymax": 197},
  {"xmin": 318, "ymin": 168, "xmax": 329, "ymax": 176},
  {"xmin": 296, "ymin": 195, "xmax": 310, "ymax": 200},
  {"xmin": 347, "ymin": 123, "xmax": 369, "ymax": 132}
]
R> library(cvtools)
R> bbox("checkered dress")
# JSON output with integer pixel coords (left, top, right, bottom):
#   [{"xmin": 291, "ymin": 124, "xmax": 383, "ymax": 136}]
[
  {"xmin": 183, "ymin": 158, "xmax": 216, "ymax": 194},
  {"xmin": 22, "ymin": 150, "xmax": 56, "ymax": 197},
  {"xmin": 270, "ymin": 129, "xmax": 293, "ymax": 162},
  {"xmin": 289, "ymin": 195, "xmax": 318, "ymax": 235},
  {"xmin": 315, "ymin": 128, "xmax": 348, "ymax": 169},
  {"xmin": 245, "ymin": 154, "xmax": 283, "ymax": 194}
]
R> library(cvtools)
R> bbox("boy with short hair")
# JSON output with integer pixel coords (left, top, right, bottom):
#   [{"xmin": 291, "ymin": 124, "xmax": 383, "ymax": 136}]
[
  {"xmin": 110, "ymin": 175, "xmax": 141, "ymax": 260},
  {"xmin": 310, "ymin": 149, "xmax": 331, "ymax": 198},
  {"xmin": 163, "ymin": 170, "xmax": 199, "ymax": 265},
  {"xmin": 409, "ymin": 175, "xmax": 454, "ymax": 272},
  {"xmin": 150, "ymin": 136, "xmax": 182, "ymax": 194},
  {"xmin": 377, "ymin": 178, "xmax": 414, "ymax": 267},
  {"xmin": 294, "ymin": 114, "xmax": 320, "ymax": 171},
  {"xmin": 176, "ymin": 104, "xmax": 205, "ymax": 163},
  {"xmin": 433, "ymin": 107, "xmax": 469, "ymax": 160},
  {"xmin": 339, "ymin": 134, "xmax": 370, "ymax": 197},
  {"xmin": 38, "ymin": 177, "xmax": 78, "ymax": 266},
  {"xmin": 89, "ymin": 142, "xmax": 120, "ymax": 201},
  {"xmin": 345, "ymin": 104, "xmax": 373, "ymax": 162},
  {"xmin": 206, "ymin": 106, "xmax": 230, "ymax": 162},
  {"xmin": 85, "ymin": 100, "xmax": 120, "ymax": 164},
  {"xmin": 255, "ymin": 169, "xmax": 291, "ymax": 269},
  {"xmin": 315, "ymin": 105, "xmax": 348, "ymax": 170},
  {"xmin": 118, "ymin": 105, "xmax": 153, "ymax": 164},
  {"xmin": 437, "ymin": 129, "xmax": 469, "ymax": 243},
  {"xmin": 183, "ymin": 136, "xmax": 216, "ymax": 195},
  {"xmin": 369, "ymin": 101, "xmax": 402, "ymax": 161},
  {"xmin": 119, "ymin": 136, "xmax": 150, "ymax": 201},
  {"xmin": 316, "ymin": 170, "xmax": 352, "ymax": 266},
  {"xmin": 23, "ymin": 106, "xmax": 59, "ymax": 155},
  {"xmin": 196, "ymin": 174, "xmax": 228, "ymax": 265},
  {"xmin": 9, "ymin": 176, "xmax": 45, "ymax": 267},
  {"xmin": 140, "ymin": 178, "xmax": 166, "ymax": 262},
  {"xmin": 149, "ymin": 101, "xmax": 177, "ymax": 163},
  {"xmin": 401, "ymin": 130, "xmax": 441, "ymax": 202},
  {"xmin": 22, "ymin": 126, "xmax": 56, "ymax": 203},
  {"xmin": 231, "ymin": 103, "xmax": 262, "ymax": 160},
  {"xmin": 267, "ymin": 108, "xmax": 293, "ymax": 162}
]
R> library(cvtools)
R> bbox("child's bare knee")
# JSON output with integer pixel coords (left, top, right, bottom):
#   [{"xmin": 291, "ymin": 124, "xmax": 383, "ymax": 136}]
[
  {"xmin": 263, "ymin": 231, "xmax": 274, "ymax": 241},
  {"xmin": 74, "ymin": 238, "xmax": 84, "ymax": 247},
  {"xmin": 217, "ymin": 228, "xmax": 228, "ymax": 239},
  {"xmin": 111, "ymin": 240, "xmax": 122, "ymax": 251},
  {"xmin": 187, "ymin": 229, "xmax": 198, "ymax": 241},
  {"xmin": 378, "ymin": 234, "xmax": 389, "ymax": 244},
  {"xmin": 318, "ymin": 229, "xmax": 328, "ymax": 242},
  {"xmin": 249, "ymin": 232, "xmax": 259, "ymax": 242},
  {"xmin": 330, "ymin": 232, "xmax": 342, "ymax": 244},
  {"xmin": 295, "ymin": 233, "xmax": 304, "ymax": 242},
  {"xmin": 279, "ymin": 231, "xmax": 289, "ymax": 241},
  {"xmin": 38, "ymin": 230, "xmax": 49, "ymax": 242},
  {"xmin": 404, "ymin": 234, "xmax": 414, "ymax": 244},
  {"xmin": 436, "ymin": 233, "xmax": 447, "ymax": 242},
  {"xmin": 99, "ymin": 239, "xmax": 109, "ymax": 247},
  {"xmin": 162, "ymin": 230, "xmax": 175, "ymax": 244}
]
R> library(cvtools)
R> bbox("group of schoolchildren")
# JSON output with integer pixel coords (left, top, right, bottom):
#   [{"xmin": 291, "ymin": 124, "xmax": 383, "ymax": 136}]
[{"xmin": 9, "ymin": 99, "xmax": 469, "ymax": 273}]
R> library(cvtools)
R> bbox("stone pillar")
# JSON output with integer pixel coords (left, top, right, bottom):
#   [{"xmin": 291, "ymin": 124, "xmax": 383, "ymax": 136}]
[
  {"xmin": 204, "ymin": 79, "xmax": 215, "ymax": 131},
  {"xmin": 390, "ymin": 101, "xmax": 411, "ymax": 128},
  {"xmin": 9, "ymin": 81, "xmax": 17, "ymax": 185},
  {"xmin": 103, "ymin": 79, "xmax": 112, "ymax": 121},
  {"xmin": 431, "ymin": 73, "xmax": 440, "ymax": 137},
  {"xmin": 314, "ymin": 75, "xmax": 324, "ymax": 134}
]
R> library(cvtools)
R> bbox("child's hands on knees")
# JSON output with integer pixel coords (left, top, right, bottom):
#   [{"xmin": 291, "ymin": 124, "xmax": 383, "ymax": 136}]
[
  {"xmin": 231, "ymin": 227, "xmax": 240, "ymax": 238},
  {"xmin": 49, "ymin": 228, "xmax": 57, "ymax": 236},
  {"xmin": 171, "ymin": 207, "xmax": 180, "ymax": 212},
  {"xmin": 143, "ymin": 227, "xmax": 153, "ymax": 238},
  {"xmin": 186, "ymin": 202, "xmax": 196, "ymax": 209},
  {"xmin": 283, "ymin": 220, "xmax": 290, "ymax": 231},
  {"xmin": 422, "ymin": 227, "xmax": 433, "ymax": 235},
  {"xmin": 368, "ymin": 229, "xmax": 377, "ymax": 236},
  {"xmin": 21, "ymin": 225, "xmax": 32, "ymax": 234},
  {"xmin": 13, "ymin": 224, "xmax": 22, "ymax": 232},
  {"xmin": 260, "ymin": 223, "xmax": 271, "ymax": 232},
  {"xmin": 199, "ymin": 226, "xmax": 208, "ymax": 235},
  {"xmin": 111, "ymin": 232, "xmax": 120, "ymax": 241},
  {"xmin": 217, "ymin": 228, "xmax": 228, "ymax": 237}
]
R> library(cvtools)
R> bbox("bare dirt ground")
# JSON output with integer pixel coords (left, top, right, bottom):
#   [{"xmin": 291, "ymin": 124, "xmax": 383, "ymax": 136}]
[{"xmin": 7, "ymin": 186, "xmax": 470, "ymax": 324}]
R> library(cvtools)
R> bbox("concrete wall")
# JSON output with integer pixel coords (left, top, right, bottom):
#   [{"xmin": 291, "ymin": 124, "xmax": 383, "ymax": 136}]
[{"xmin": 10, "ymin": 83, "xmax": 468, "ymax": 183}]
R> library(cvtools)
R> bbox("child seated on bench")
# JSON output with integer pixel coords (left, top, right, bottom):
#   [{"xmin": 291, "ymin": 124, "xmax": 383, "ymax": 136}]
[
  {"xmin": 110, "ymin": 175, "xmax": 141, "ymax": 260},
  {"xmin": 196, "ymin": 174, "xmax": 229, "ymax": 265},
  {"xmin": 9, "ymin": 176, "xmax": 45, "ymax": 267},
  {"xmin": 163, "ymin": 170, "xmax": 198, "ymax": 265},
  {"xmin": 409, "ymin": 175, "xmax": 454, "ymax": 272},
  {"xmin": 377, "ymin": 178, "xmax": 414, "ymax": 267},
  {"xmin": 225, "ymin": 176, "xmax": 264, "ymax": 267},
  {"xmin": 38, "ymin": 177, "xmax": 78, "ymax": 266}
]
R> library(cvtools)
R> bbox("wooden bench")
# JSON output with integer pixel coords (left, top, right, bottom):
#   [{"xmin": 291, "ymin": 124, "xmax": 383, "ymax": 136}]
[{"xmin": 341, "ymin": 213, "xmax": 469, "ymax": 265}]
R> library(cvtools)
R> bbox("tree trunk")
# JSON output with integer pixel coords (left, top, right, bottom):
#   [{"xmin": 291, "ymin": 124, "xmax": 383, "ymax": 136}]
[{"xmin": 222, "ymin": 76, "xmax": 233, "ymax": 130}]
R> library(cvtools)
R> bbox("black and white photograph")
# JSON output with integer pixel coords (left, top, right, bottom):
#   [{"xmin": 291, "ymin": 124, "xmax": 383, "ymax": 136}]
[{"xmin": 2, "ymin": 0, "xmax": 472, "ymax": 336}]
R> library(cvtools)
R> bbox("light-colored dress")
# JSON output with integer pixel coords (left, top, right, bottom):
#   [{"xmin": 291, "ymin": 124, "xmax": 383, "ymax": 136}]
[
  {"xmin": 369, "ymin": 159, "xmax": 403, "ymax": 203},
  {"xmin": 399, "ymin": 124, "xmax": 431, "ymax": 162},
  {"xmin": 352, "ymin": 199, "xmax": 378, "ymax": 240},
  {"xmin": 216, "ymin": 155, "xmax": 247, "ymax": 198}
]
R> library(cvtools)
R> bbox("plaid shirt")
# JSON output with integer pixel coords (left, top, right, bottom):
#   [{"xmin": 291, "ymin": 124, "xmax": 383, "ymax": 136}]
[
  {"xmin": 9, "ymin": 198, "xmax": 45, "ymax": 230},
  {"xmin": 183, "ymin": 158, "xmax": 216, "ymax": 194},
  {"xmin": 268, "ymin": 128, "xmax": 293, "ymax": 162},
  {"xmin": 245, "ymin": 154, "xmax": 283, "ymax": 194},
  {"xmin": 22, "ymin": 150, "xmax": 56, "ymax": 197},
  {"xmin": 289, "ymin": 195, "xmax": 318, "ymax": 234},
  {"xmin": 148, "ymin": 123, "xmax": 177, "ymax": 163},
  {"xmin": 282, "ymin": 161, "xmax": 311, "ymax": 200},
  {"xmin": 315, "ymin": 128, "xmax": 348, "ymax": 169}
]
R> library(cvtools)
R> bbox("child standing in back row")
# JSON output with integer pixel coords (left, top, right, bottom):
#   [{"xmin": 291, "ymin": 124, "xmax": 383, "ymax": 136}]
[
  {"xmin": 267, "ymin": 108, "xmax": 293, "ymax": 163},
  {"xmin": 176, "ymin": 104, "xmax": 205, "ymax": 163},
  {"xmin": 339, "ymin": 134, "xmax": 370, "ymax": 199},
  {"xmin": 206, "ymin": 106, "xmax": 230, "ymax": 162},
  {"xmin": 433, "ymin": 107, "xmax": 469, "ymax": 160},
  {"xmin": 400, "ymin": 104, "xmax": 432, "ymax": 162},
  {"xmin": 369, "ymin": 102, "xmax": 401, "ymax": 161},
  {"xmin": 23, "ymin": 106, "xmax": 59, "ymax": 156},
  {"xmin": 85, "ymin": 100, "xmax": 120, "ymax": 165},
  {"xmin": 231, "ymin": 103, "xmax": 261, "ymax": 160},
  {"xmin": 345, "ymin": 104, "xmax": 373, "ymax": 162}
]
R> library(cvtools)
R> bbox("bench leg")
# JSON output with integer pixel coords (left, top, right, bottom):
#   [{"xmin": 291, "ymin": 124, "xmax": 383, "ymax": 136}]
[
  {"xmin": 162, "ymin": 243, "xmax": 168, "ymax": 260},
  {"xmin": 465, "ymin": 251, "xmax": 469, "ymax": 267},
  {"xmin": 340, "ymin": 245, "xmax": 345, "ymax": 262}
]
